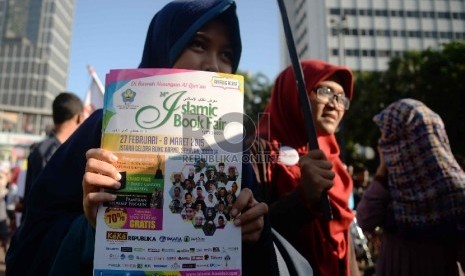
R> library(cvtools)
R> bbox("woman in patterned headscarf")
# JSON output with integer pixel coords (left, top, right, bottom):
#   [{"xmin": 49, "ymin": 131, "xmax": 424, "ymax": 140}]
[{"xmin": 357, "ymin": 98, "xmax": 465, "ymax": 275}]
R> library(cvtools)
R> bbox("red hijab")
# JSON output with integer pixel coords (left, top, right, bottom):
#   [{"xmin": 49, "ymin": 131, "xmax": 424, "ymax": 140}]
[{"xmin": 257, "ymin": 59, "xmax": 354, "ymax": 275}]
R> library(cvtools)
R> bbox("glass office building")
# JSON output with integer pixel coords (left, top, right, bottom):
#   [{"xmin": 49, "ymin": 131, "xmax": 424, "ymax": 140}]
[{"xmin": 0, "ymin": 0, "xmax": 75, "ymax": 136}]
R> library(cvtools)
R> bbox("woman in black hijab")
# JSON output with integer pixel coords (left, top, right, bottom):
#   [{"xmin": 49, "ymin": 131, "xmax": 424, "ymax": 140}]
[{"xmin": 6, "ymin": 1, "xmax": 272, "ymax": 275}]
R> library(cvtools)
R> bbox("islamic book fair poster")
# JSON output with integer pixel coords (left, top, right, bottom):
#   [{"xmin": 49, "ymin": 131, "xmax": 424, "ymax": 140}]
[{"xmin": 94, "ymin": 68, "xmax": 244, "ymax": 276}]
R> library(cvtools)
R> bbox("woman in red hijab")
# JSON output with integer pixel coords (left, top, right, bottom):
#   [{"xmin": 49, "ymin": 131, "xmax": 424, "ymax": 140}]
[{"xmin": 250, "ymin": 59, "xmax": 358, "ymax": 275}]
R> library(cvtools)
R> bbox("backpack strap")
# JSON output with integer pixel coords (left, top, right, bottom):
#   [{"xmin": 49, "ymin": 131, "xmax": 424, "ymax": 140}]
[{"xmin": 272, "ymin": 228, "xmax": 313, "ymax": 276}]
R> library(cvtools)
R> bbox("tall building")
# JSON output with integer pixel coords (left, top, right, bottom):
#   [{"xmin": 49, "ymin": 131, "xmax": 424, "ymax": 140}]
[
  {"xmin": 0, "ymin": 0, "xmax": 75, "ymax": 161},
  {"xmin": 0, "ymin": 0, "xmax": 75, "ymax": 135},
  {"xmin": 281, "ymin": 0, "xmax": 465, "ymax": 71}
]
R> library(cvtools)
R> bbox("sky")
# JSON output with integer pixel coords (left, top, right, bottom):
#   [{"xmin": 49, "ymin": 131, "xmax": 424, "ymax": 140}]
[{"xmin": 67, "ymin": 0, "xmax": 282, "ymax": 100}]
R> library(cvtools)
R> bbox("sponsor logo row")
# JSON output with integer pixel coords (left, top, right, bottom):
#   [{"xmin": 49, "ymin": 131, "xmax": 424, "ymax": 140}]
[
  {"xmin": 108, "ymin": 253, "xmax": 227, "ymax": 261},
  {"xmin": 107, "ymin": 262, "xmax": 223, "ymax": 269},
  {"xmin": 106, "ymin": 231, "xmax": 207, "ymax": 243}
]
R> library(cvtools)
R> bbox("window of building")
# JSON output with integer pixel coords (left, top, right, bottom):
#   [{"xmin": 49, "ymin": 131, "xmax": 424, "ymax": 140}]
[
  {"xmin": 22, "ymin": 62, "xmax": 28, "ymax": 73},
  {"xmin": 438, "ymin": 12, "xmax": 450, "ymax": 19},
  {"xmin": 329, "ymin": 8, "xmax": 340, "ymax": 15},
  {"xmin": 343, "ymin": 9, "xmax": 356, "ymax": 16},
  {"xmin": 20, "ymin": 77, "xmax": 27, "ymax": 90},
  {"xmin": 408, "ymin": 11, "xmax": 420, "ymax": 18},
  {"xmin": 378, "ymin": 50, "xmax": 390, "ymax": 57}
]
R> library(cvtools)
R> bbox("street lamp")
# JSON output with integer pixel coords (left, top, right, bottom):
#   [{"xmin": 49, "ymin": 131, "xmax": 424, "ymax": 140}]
[
  {"xmin": 330, "ymin": 14, "xmax": 349, "ymax": 162},
  {"xmin": 330, "ymin": 14, "xmax": 348, "ymax": 65}
]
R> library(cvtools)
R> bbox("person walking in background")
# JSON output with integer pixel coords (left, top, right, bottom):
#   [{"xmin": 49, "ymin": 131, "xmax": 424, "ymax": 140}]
[
  {"xmin": 0, "ymin": 163, "xmax": 11, "ymax": 253},
  {"xmin": 250, "ymin": 59, "xmax": 359, "ymax": 275},
  {"xmin": 5, "ymin": 167, "xmax": 21, "ymax": 237},
  {"xmin": 22, "ymin": 92, "xmax": 84, "ymax": 209},
  {"xmin": 356, "ymin": 98, "xmax": 465, "ymax": 275}
]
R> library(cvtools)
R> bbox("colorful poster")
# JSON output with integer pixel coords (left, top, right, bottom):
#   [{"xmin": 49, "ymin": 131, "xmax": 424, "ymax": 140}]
[{"xmin": 94, "ymin": 69, "xmax": 244, "ymax": 275}]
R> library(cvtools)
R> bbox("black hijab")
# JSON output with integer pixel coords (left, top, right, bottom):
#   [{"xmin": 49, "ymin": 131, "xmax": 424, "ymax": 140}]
[{"xmin": 139, "ymin": 0, "xmax": 242, "ymax": 73}]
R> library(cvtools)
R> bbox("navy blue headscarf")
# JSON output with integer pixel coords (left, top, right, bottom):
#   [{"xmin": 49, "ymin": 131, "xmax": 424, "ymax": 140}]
[
  {"xmin": 6, "ymin": 2, "xmax": 244, "ymax": 275},
  {"xmin": 139, "ymin": 0, "xmax": 242, "ymax": 73}
]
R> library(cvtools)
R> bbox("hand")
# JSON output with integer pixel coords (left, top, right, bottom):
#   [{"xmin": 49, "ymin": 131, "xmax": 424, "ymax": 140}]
[
  {"xmin": 230, "ymin": 188, "xmax": 268, "ymax": 242},
  {"xmin": 82, "ymin": 148, "xmax": 122, "ymax": 228},
  {"xmin": 375, "ymin": 146, "xmax": 387, "ymax": 177},
  {"xmin": 299, "ymin": 149, "xmax": 334, "ymax": 207}
]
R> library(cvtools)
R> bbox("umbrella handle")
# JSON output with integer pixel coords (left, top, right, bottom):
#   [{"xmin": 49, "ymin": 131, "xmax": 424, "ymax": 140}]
[{"xmin": 277, "ymin": 0, "xmax": 333, "ymax": 220}]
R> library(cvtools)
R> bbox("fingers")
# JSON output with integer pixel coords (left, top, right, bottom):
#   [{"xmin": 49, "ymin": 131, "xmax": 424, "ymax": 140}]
[
  {"xmin": 82, "ymin": 171, "xmax": 121, "ymax": 194},
  {"xmin": 82, "ymin": 148, "xmax": 121, "ymax": 202},
  {"xmin": 85, "ymin": 149, "xmax": 121, "ymax": 181},
  {"xmin": 86, "ymin": 148, "xmax": 119, "ymax": 164},
  {"xmin": 232, "ymin": 188, "xmax": 268, "ymax": 242},
  {"xmin": 83, "ymin": 148, "xmax": 121, "ymax": 229},
  {"xmin": 240, "ymin": 202, "xmax": 268, "ymax": 242},
  {"xmin": 230, "ymin": 188, "xmax": 254, "ymax": 217},
  {"xmin": 83, "ymin": 191, "xmax": 116, "ymax": 229},
  {"xmin": 299, "ymin": 150, "xmax": 335, "ymax": 205},
  {"xmin": 300, "ymin": 150, "xmax": 334, "ymax": 180}
]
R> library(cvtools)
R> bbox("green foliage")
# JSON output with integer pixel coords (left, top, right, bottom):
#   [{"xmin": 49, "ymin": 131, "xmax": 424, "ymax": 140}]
[
  {"xmin": 238, "ymin": 41, "xmax": 465, "ymax": 168},
  {"xmin": 240, "ymin": 70, "xmax": 272, "ymax": 122},
  {"xmin": 342, "ymin": 40, "xmax": 465, "ymax": 168}
]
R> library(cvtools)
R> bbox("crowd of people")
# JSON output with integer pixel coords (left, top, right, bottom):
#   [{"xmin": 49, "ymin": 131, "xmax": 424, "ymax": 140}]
[
  {"xmin": 1, "ymin": 0, "xmax": 464, "ymax": 275},
  {"xmin": 0, "ymin": 161, "xmax": 22, "ymax": 253}
]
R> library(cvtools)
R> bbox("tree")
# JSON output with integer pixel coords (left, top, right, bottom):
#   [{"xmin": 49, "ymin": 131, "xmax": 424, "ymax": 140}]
[{"xmin": 240, "ymin": 70, "xmax": 272, "ymax": 122}]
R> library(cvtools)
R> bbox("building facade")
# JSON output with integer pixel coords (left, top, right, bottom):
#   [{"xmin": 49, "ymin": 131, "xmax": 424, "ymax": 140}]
[
  {"xmin": 0, "ymin": 0, "xmax": 75, "ymax": 161},
  {"xmin": 0, "ymin": 0, "xmax": 75, "ymax": 135},
  {"xmin": 281, "ymin": 0, "xmax": 465, "ymax": 71}
]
